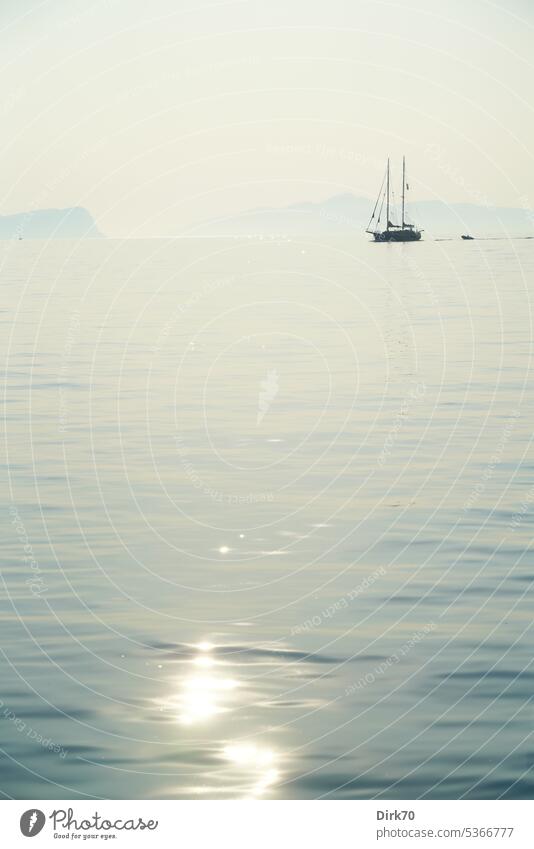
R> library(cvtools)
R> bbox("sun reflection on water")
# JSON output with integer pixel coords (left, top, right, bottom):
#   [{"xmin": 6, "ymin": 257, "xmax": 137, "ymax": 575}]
[
  {"xmin": 157, "ymin": 641, "xmax": 240, "ymax": 725},
  {"xmin": 180, "ymin": 675, "xmax": 239, "ymax": 725},
  {"xmin": 223, "ymin": 743, "xmax": 281, "ymax": 798},
  {"xmin": 157, "ymin": 641, "xmax": 283, "ymax": 797}
]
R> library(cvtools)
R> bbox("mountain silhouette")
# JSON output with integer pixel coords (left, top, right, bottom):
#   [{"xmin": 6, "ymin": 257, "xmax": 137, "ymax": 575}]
[
  {"xmin": 191, "ymin": 193, "xmax": 534, "ymax": 239},
  {"xmin": 0, "ymin": 206, "xmax": 102, "ymax": 239}
]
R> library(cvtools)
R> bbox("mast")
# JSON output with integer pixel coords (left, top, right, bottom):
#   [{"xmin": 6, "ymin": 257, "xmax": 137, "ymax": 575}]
[
  {"xmin": 402, "ymin": 155, "xmax": 405, "ymax": 228},
  {"xmin": 365, "ymin": 168, "xmax": 386, "ymax": 234},
  {"xmin": 386, "ymin": 158, "xmax": 390, "ymax": 231}
]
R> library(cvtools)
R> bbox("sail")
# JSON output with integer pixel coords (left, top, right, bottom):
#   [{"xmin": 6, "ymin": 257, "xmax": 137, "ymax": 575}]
[{"xmin": 366, "ymin": 157, "xmax": 422, "ymax": 242}]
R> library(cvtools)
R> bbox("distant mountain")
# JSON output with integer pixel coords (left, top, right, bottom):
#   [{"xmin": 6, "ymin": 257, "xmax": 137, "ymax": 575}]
[
  {"xmin": 192, "ymin": 193, "xmax": 534, "ymax": 239},
  {"xmin": 0, "ymin": 206, "xmax": 102, "ymax": 239}
]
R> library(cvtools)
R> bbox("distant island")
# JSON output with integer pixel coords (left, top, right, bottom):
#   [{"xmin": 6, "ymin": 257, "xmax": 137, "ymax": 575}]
[
  {"xmin": 0, "ymin": 206, "xmax": 102, "ymax": 239},
  {"xmin": 190, "ymin": 194, "xmax": 534, "ymax": 239},
  {"xmin": 4, "ymin": 199, "xmax": 533, "ymax": 240}
]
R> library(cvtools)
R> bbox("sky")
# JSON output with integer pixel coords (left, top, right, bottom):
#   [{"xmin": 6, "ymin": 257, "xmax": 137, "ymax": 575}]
[{"xmin": 0, "ymin": 0, "xmax": 533, "ymax": 236}]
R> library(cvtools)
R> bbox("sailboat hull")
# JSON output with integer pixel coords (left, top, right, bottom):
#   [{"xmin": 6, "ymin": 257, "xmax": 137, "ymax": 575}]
[{"xmin": 373, "ymin": 229, "xmax": 421, "ymax": 242}]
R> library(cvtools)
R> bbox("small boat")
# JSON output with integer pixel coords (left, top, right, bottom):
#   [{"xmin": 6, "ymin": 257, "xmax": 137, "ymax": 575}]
[
  {"xmin": 461, "ymin": 234, "xmax": 474, "ymax": 240},
  {"xmin": 366, "ymin": 156, "xmax": 422, "ymax": 242}
]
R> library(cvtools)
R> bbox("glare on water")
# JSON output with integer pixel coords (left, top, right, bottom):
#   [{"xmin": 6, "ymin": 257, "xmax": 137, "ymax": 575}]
[{"xmin": 2, "ymin": 237, "xmax": 534, "ymax": 799}]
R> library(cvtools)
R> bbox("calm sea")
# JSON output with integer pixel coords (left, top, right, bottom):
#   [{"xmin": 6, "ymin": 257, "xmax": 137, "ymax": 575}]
[{"xmin": 1, "ymin": 236, "xmax": 533, "ymax": 799}]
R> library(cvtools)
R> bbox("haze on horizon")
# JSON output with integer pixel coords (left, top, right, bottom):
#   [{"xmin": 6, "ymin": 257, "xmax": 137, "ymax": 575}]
[{"xmin": 0, "ymin": 0, "xmax": 532, "ymax": 237}]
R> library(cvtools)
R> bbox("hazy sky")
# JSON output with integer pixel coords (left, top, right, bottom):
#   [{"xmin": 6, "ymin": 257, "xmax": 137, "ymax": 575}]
[{"xmin": 0, "ymin": 0, "xmax": 533, "ymax": 236}]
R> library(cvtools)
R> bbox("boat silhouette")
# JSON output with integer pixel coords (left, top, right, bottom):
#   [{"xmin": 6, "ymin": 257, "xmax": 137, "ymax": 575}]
[{"xmin": 367, "ymin": 157, "xmax": 422, "ymax": 242}]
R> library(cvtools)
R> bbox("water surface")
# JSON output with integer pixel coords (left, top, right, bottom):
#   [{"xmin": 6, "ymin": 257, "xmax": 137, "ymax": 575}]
[{"xmin": 1, "ymin": 236, "xmax": 533, "ymax": 799}]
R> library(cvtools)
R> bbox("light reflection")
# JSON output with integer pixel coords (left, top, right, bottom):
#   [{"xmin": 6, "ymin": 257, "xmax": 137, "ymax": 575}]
[
  {"xmin": 180, "ymin": 675, "xmax": 239, "ymax": 725},
  {"xmin": 157, "ymin": 641, "xmax": 240, "ymax": 725},
  {"xmin": 157, "ymin": 641, "xmax": 283, "ymax": 799},
  {"xmin": 223, "ymin": 742, "xmax": 281, "ymax": 798},
  {"xmin": 193, "ymin": 654, "xmax": 215, "ymax": 668}
]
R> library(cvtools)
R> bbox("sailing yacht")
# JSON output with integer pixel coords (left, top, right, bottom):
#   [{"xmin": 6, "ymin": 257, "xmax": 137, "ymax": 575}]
[{"xmin": 366, "ymin": 157, "xmax": 422, "ymax": 242}]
